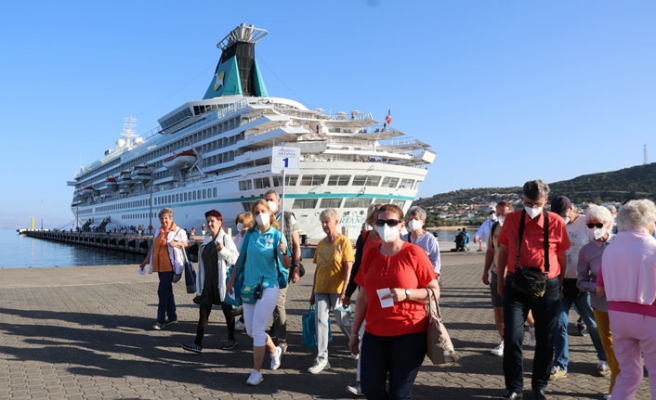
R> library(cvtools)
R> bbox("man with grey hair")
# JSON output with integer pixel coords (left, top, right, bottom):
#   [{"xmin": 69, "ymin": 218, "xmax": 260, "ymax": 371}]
[
  {"xmin": 264, "ymin": 190, "xmax": 302, "ymax": 353},
  {"xmin": 496, "ymin": 180, "xmax": 571, "ymax": 400}
]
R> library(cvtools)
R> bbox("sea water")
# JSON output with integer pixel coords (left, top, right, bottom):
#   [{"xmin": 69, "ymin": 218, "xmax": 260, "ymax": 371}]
[{"xmin": 1, "ymin": 228, "xmax": 143, "ymax": 269}]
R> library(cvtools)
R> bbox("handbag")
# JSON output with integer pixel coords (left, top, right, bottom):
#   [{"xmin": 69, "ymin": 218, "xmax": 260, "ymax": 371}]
[
  {"xmin": 425, "ymin": 287, "xmax": 459, "ymax": 367},
  {"xmin": 224, "ymin": 264, "xmax": 243, "ymax": 307},
  {"xmin": 181, "ymin": 246, "xmax": 196, "ymax": 294},
  {"xmin": 171, "ymin": 229, "xmax": 186, "ymax": 283},
  {"xmin": 302, "ymin": 305, "xmax": 332, "ymax": 348}
]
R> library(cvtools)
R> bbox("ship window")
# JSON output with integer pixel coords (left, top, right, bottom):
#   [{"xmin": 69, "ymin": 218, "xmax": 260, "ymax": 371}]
[
  {"xmin": 168, "ymin": 195, "xmax": 172, "ymax": 203},
  {"xmin": 202, "ymin": 190, "xmax": 207, "ymax": 199},
  {"xmin": 239, "ymin": 180, "xmax": 252, "ymax": 191},
  {"xmin": 399, "ymin": 179, "xmax": 415, "ymax": 189},
  {"xmin": 197, "ymin": 190, "xmax": 201, "ymax": 200},
  {"xmin": 193, "ymin": 191, "xmax": 197, "ymax": 200},
  {"xmin": 353, "ymin": 175, "xmax": 381, "ymax": 187},
  {"xmin": 393, "ymin": 200, "xmax": 406, "ymax": 208},
  {"xmin": 184, "ymin": 193, "xmax": 187, "ymax": 201},
  {"xmin": 292, "ymin": 199, "xmax": 318, "ymax": 209},
  {"xmin": 382, "ymin": 177, "xmax": 399, "ymax": 188},
  {"xmin": 373, "ymin": 198, "xmax": 392, "ymax": 205},
  {"xmin": 241, "ymin": 201, "xmax": 255, "ymax": 212},
  {"xmin": 344, "ymin": 198, "xmax": 372, "ymax": 208},
  {"xmin": 300, "ymin": 175, "xmax": 325, "ymax": 186},
  {"xmin": 327, "ymin": 175, "xmax": 350, "ymax": 186},
  {"xmin": 213, "ymin": 188, "xmax": 217, "ymax": 197},
  {"xmin": 320, "ymin": 198, "xmax": 342, "ymax": 209},
  {"xmin": 254, "ymin": 178, "xmax": 270, "ymax": 189}
]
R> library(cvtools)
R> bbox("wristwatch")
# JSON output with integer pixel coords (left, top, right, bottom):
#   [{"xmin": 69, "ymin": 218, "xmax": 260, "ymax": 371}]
[{"xmin": 405, "ymin": 289, "xmax": 411, "ymax": 300}]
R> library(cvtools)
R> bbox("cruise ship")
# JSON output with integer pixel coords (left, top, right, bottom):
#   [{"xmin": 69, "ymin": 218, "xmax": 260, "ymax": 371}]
[{"xmin": 68, "ymin": 24, "xmax": 435, "ymax": 241}]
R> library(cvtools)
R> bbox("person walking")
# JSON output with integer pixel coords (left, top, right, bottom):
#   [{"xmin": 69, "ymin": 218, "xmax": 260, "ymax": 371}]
[
  {"xmin": 349, "ymin": 204, "xmax": 439, "ymax": 399},
  {"xmin": 182, "ymin": 209, "xmax": 240, "ymax": 353},
  {"xmin": 226, "ymin": 199, "xmax": 290, "ymax": 386},
  {"xmin": 597, "ymin": 199, "xmax": 656, "ymax": 399},
  {"xmin": 139, "ymin": 208, "xmax": 188, "ymax": 330},
  {"xmin": 308, "ymin": 208, "xmax": 354, "ymax": 374},
  {"xmin": 496, "ymin": 180, "xmax": 571, "ymax": 400}
]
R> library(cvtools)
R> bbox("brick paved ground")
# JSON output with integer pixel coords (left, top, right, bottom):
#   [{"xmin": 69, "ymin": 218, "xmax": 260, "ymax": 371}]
[{"xmin": 0, "ymin": 251, "xmax": 650, "ymax": 399}]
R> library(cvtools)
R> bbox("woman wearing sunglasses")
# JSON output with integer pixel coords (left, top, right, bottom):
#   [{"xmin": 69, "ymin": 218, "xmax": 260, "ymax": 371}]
[
  {"xmin": 576, "ymin": 205, "xmax": 617, "ymax": 400},
  {"xmin": 348, "ymin": 204, "xmax": 439, "ymax": 399}
]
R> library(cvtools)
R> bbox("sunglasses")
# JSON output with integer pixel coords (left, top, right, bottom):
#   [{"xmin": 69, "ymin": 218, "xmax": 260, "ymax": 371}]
[
  {"xmin": 375, "ymin": 219, "xmax": 403, "ymax": 227},
  {"xmin": 586, "ymin": 223, "xmax": 604, "ymax": 229}
]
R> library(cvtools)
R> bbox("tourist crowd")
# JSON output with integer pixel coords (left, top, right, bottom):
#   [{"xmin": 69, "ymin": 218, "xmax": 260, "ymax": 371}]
[{"xmin": 138, "ymin": 182, "xmax": 656, "ymax": 400}]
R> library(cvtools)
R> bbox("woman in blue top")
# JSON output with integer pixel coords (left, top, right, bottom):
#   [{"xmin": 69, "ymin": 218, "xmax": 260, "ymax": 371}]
[{"xmin": 227, "ymin": 199, "xmax": 291, "ymax": 386}]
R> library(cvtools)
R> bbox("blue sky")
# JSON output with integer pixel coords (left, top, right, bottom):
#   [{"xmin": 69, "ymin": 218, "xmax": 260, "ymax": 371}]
[{"xmin": 1, "ymin": 1, "xmax": 654, "ymax": 229}]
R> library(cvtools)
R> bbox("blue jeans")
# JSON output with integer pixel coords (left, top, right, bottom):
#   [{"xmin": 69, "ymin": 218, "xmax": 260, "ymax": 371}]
[
  {"xmin": 503, "ymin": 275, "xmax": 560, "ymax": 392},
  {"xmin": 553, "ymin": 283, "xmax": 606, "ymax": 371},
  {"xmin": 361, "ymin": 331, "xmax": 426, "ymax": 400},
  {"xmin": 157, "ymin": 271, "xmax": 177, "ymax": 324}
]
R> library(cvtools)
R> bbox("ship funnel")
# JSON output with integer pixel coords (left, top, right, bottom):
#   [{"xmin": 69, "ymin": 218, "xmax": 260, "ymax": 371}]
[{"xmin": 203, "ymin": 24, "xmax": 269, "ymax": 99}]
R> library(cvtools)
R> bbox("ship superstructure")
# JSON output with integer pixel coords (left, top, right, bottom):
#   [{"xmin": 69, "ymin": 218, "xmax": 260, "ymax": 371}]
[{"xmin": 68, "ymin": 24, "xmax": 435, "ymax": 240}]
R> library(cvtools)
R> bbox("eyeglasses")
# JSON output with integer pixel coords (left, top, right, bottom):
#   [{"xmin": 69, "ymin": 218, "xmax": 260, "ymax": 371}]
[
  {"xmin": 375, "ymin": 219, "xmax": 402, "ymax": 227},
  {"xmin": 586, "ymin": 223, "xmax": 604, "ymax": 229}
]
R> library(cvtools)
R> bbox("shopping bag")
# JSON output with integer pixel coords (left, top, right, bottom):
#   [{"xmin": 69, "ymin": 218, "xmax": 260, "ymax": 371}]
[
  {"xmin": 302, "ymin": 305, "xmax": 332, "ymax": 348},
  {"xmin": 425, "ymin": 287, "xmax": 459, "ymax": 367}
]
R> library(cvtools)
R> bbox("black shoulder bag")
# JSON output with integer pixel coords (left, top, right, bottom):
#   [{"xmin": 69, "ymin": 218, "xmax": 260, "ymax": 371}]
[{"xmin": 511, "ymin": 209, "xmax": 550, "ymax": 297}]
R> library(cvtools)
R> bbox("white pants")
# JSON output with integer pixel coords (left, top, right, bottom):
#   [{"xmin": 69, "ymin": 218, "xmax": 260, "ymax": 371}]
[
  {"xmin": 315, "ymin": 293, "xmax": 343, "ymax": 361},
  {"xmin": 243, "ymin": 286, "xmax": 279, "ymax": 347}
]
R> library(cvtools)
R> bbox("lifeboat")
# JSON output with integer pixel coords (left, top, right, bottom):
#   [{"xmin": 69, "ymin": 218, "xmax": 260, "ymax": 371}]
[
  {"xmin": 162, "ymin": 150, "xmax": 197, "ymax": 170},
  {"xmin": 131, "ymin": 165, "xmax": 152, "ymax": 181},
  {"xmin": 80, "ymin": 186, "xmax": 96, "ymax": 196},
  {"xmin": 105, "ymin": 177, "xmax": 118, "ymax": 190},
  {"xmin": 118, "ymin": 170, "xmax": 132, "ymax": 184}
]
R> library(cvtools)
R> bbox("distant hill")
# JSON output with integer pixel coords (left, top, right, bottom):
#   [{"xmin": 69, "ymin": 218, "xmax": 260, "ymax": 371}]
[{"xmin": 415, "ymin": 162, "xmax": 656, "ymax": 206}]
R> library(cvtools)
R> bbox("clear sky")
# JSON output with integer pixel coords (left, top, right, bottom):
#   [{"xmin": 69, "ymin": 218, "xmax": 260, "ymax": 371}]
[{"xmin": 1, "ymin": 1, "xmax": 654, "ymax": 229}]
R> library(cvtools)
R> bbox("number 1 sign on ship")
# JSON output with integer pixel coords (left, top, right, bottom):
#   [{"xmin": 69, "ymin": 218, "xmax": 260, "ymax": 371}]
[{"xmin": 271, "ymin": 146, "xmax": 301, "ymax": 234}]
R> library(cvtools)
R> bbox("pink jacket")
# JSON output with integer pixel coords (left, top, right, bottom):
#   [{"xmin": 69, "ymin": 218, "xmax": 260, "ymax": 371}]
[{"xmin": 600, "ymin": 230, "xmax": 656, "ymax": 305}]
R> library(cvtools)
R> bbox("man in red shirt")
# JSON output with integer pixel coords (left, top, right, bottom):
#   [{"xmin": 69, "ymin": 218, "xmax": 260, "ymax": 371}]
[{"xmin": 496, "ymin": 180, "xmax": 571, "ymax": 400}]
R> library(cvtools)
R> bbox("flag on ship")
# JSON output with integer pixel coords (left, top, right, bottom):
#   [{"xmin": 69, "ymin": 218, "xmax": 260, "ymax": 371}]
[{"xmin": 385, "ymin": 107, "xmax": 392, "ymax": 125}]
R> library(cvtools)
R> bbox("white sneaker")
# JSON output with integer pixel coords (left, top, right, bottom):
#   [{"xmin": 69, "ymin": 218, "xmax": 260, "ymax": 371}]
[
  {"xmin": 491, "ymin": 341, "xmax": 504, "ymax": 356},
  {"xmin": 270, "ymin": 346, "xmax": 282, "ymax": 370},
  {"xmin": 246, "ymin": 369, "xmax": 263, "ymax": 386},
  {"xmin": 528, "ymin": 327, "xmax": 536, "ymax": 347},
  {"xmin": 598, "ymin": 361, "xmax": 610, "ymax": 377},
  {"xmin": 603, "ymin": 395, "xmax": 611, "ymax": 400},
  {"xmin": 235, "ymin": 321, "xmax": 245, "ymax": 331},
  {"xmin": 308, "ymin": 358, "xmax": 331, "ymax": 374}
]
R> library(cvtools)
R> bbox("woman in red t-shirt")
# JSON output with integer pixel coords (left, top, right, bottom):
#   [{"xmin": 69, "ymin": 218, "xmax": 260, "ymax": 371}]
[{"xmin": 349, "ymin": 204, "xmax": 439, "ymax": 399}]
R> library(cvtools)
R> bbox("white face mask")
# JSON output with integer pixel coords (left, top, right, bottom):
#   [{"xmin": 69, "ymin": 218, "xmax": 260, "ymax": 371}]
[
  {"xmin": 591, "ymin": 227, "xmax": 606, "ymax": 240},
  {"xmin": 498, "ymin": 216, "xmax": 505, "ymax": 226},
  {"xmin": 525, "ymin": 206, "xmax": 542, "ymax": 219},
  {"xmin": 407, "ymin": 219, "xmax": 422, "ymax": 232},
  {"xmin": 563, "ymin": 216, "xmax": 570, "ymax": 225},
  {"xmin": 376, "ymin": 225, "xmax": 400, "ymax": 243},
  {"xmin": 255, "ymin": 213, "xmax": 269, "ymax": 226},
  {"xmin": 267, "ymin": 200, "xmax": 278, "ymax": 213},
  {"xmin": 489, "ymin": 214, "xmax": 497, "ymax": 221},
  {"xmin": 236, "ymin": 222, "xmax": 244, "ymax": 231}
]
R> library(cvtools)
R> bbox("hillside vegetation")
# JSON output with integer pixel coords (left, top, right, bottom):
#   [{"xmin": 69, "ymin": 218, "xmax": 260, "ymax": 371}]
[{"xmin": 415, "ymin": 162, "xmax": 656, "ymax": 207}]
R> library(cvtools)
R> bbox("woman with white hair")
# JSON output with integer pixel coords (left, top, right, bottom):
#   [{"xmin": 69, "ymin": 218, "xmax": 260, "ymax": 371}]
[
  {"xmin": 577, "ymin": 205, "xmax": 617, "ymax": 399},
  {"xmin": 597, "ymin": 199, "xmax": 656, "ymax": 399},
  {"xmin": 403, "ymin": 206, "xmax": 441, "ymax": 278}
]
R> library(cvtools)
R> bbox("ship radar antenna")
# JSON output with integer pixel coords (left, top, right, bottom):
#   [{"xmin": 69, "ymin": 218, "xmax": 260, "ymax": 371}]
[{"xmin": 121, "ymin": 116, "xmax": 138, "ymax": 147}]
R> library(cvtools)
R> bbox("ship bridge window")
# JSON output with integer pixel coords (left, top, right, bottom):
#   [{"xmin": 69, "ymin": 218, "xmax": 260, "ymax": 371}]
[
  {"xmin": 241, "ymin": 201, "xmax": 255, "ymax": 212},
  {"xmin": 239, "ymin": 180, "xmax": 253, "ymax": 191},
  {"xmin": 320, "ymin": 198, "xmax": 342, "ymax": 209},
  {"xmin": 273, "ymin": 176, "xmax": 298, "ymax": 187},
  {"xmin": 254, "ymin": 177, "xmax": 271, "ymax": 189},
  {"xmin": 300, "ymin": 175, "xmax": 326, "ymax": 186},
  {"xmin": 392, "ymin": 200, "xmax": 407, "ymax": 208},
  {"xmin": 292, "ymin": 199, "xmax": 318, "ymax": 210},
  {"xmin": 382, "ymin": 177, "xmax": 399, "ymax": 188},
  {"xmin": 328, "ymin": 175, "xmax": 351, "ymax": 186},
  {"xmin": 344, "ymin": 198, "xmax": 372, "ymax": 208},
  {"xmin": 399, "ymin": 179, "xmax": 415, "ymax": 189},
  {"xmin": 353, "ymin": 175, "xmax": 381, "ymax": 187},
  {"xmin": 373, "ymin": 198, "xmax": 392, "ymax": 205}
]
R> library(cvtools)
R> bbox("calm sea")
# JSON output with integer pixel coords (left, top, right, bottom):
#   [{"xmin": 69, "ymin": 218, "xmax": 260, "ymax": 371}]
[{"xmin": 1, "ymin": 228, "xmax": 144, "ymax": 269}]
